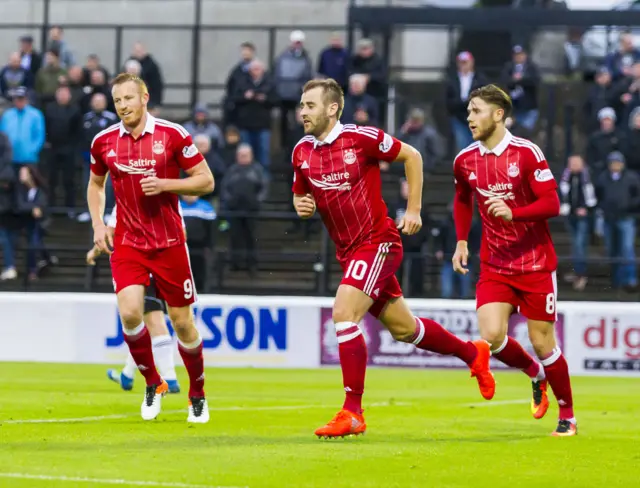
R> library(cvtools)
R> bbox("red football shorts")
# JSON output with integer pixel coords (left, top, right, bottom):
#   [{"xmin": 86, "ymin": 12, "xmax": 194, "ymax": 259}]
[
  {"xmin": 476, "ymin": 270, "xmax": 558, "ymax": 322},
  {"xmin": 339, "ymin": 241, "xmax": 403, "ymax": 318},
  {"xmin": 110, "ymin": 244, "xmax": 197, "ymax": 308}
]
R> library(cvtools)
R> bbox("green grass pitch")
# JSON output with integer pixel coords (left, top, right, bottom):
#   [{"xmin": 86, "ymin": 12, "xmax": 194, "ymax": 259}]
[{"xmin": 0, "ymin": 363, "xmax": 638, "ymax": 488}]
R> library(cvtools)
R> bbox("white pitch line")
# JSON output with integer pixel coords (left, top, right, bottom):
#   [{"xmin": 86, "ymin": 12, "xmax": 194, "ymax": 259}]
[
  {"xmin": 1, "ymin": 401, "xmax": 411, "ymax": 425},
  {"xmin": 0, "ymin": 473, "xmax": 244, "ymax": 488},
  {"xmin": 462, "ymin": 399, "xmax": 530, "ymax": 408}
]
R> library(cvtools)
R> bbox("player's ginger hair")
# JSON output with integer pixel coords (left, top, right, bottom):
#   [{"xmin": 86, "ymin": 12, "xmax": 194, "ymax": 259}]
[
  {"xmin": 111, "ymin": 72, "xmax": 149, "ymax": 96},
  {"xmin": 469, "ymin": 84, "xmax": 513, "ymax": 120},
  {"xmin": 303, "ymin": 78, "xmax": 344, "ymax": 119}
]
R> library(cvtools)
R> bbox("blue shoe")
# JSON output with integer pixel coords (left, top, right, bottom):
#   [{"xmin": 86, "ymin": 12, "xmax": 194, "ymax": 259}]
[
  {"xmin": 107, "ymin": 369, "xmax": 134, "ymax": 391},
  {"xmin": 166, "ymin": 379, "xmax": 181, "ymax": 394}
]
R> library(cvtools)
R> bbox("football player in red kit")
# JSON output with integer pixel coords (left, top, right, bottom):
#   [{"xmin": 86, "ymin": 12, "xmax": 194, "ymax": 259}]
[
  {"xmin": 292, "ymin": 78, "xmax": 495, "ymax": 438},
  {"xmin": 452, "ymin": 84, "xmax": 576, "ymax": 436}
]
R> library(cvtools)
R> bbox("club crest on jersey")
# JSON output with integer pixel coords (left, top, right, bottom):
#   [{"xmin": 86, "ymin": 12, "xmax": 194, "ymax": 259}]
[
  {"xmin": 152, "ymin": 141, "xmax": 165, "ymax": 155},
  {"xmin": 507, "ymin": 162, "xmax": 520, "ymax": 177},
  {"xmin": 343, "ymin": 149, "xmax": 357, "ymax": 165}
]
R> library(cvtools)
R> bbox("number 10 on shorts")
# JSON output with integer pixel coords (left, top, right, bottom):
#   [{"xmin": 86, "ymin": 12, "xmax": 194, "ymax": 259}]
[{"xmin": 345, "ymin": 260, "xmax": 368, "ymax": 281}]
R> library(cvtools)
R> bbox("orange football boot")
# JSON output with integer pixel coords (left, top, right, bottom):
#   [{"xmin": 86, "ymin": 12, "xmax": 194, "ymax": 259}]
[
  {"xmin": 469, "ymin": 340, "xmax": 496, "ymax": 400},
  {"xmin": 552, "ymin": 419, "xmax": 578, "ymax": 437},
  {"xmin": 315, "ymin": 409, "xmax": 366, "ymax": 439},
  {"xmin": 531, "ymin": 379, "xmax": 550, "ymax": 419}
]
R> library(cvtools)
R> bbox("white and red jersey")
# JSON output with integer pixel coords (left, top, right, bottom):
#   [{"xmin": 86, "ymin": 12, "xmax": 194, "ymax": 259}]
[
  {"xmin": 90, "ymin": 114, "xmax": 204, "ymax": 250},
  {"xmin": 454, "ymin": 130, "xmax": 558, "ymax": 275},
  {"xmin": 291, "ymin": 122, "xmax": 403, "ymax": 261}
]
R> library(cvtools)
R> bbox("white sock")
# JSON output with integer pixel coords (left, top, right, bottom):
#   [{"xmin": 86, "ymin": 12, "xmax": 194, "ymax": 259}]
[
  {"xmin": 152, "ymin": 334, "xmax": 177, "ymax": 381},
  {"xmin": 533, "ymin": 363, "xmax": 546, "ymax": 382},
  {"xmin": 122, "ymin": 353, "xmax": 137, "ymax": 379}
]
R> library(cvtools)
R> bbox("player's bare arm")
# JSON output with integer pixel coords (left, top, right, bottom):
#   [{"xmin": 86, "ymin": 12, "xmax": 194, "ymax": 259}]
[
  {"xmin": 141, "ymin": 160, "xmax": 214, "ymax": 196},
  {"xmin": 87, "ymin": 172, "xmax": 113, "ymax": 255},
  {"xmin": 293, "ymin": 193, "xmax": 316, "ymax": 219},
  {"xmin": 393, "ymin": 142, "xmax": 423, "ymax": 235}
]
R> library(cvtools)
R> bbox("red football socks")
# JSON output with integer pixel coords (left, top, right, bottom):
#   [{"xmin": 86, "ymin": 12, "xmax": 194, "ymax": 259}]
[
  {"xmin": 336, "ymin": 322, "xmax": 367, "ymax": 415},
  {"xmin": 541, "ymin": 348, "xmax": 575, "ymax": 420},
  {"xmin": 492, "ymin": 336, "xmax": 541, "ymax": 378},
  {"xmin": 122, "ymin": 324, "xmax": 162, "ymax": 386},
  {"xmin": 412, "ymin": 317, "xmax": 478, "ymax": 365},
  {"xmin": 178, "ymin": 339, "xmax": 205, "ymax": 398}
]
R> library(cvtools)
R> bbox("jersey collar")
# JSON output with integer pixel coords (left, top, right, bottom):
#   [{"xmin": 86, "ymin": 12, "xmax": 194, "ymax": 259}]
[
  {"xmin": 119, "ymin": 113, "xmax": 156, "ymax": 137},
  {"xmin": 313, "ymin": 121, "xmax": 343, "ymax": 148},
  {"xmin": 479, "ymin": 129, "xmax": 512, "ymax": 156}
]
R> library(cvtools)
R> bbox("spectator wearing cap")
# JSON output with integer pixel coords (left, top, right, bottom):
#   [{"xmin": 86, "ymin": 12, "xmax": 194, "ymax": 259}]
[
  {"xmin": 349, "ymin": 39, "xmax": 387, "ymax": 122},
  {"xmin": 559, "ymin": 154, "xmax": 597, "ymax": 291},
  {"xmin": 48, "ymin": 26, "xmax": 75, "ymax": 69},
  {"xmin": 19, "ymin": 35, "xmax": 42, "ymax": 81},
  {"xmin": 128, "ymin": 42, "xmax": 164, "ymax": 108},
  {"xmin": 396, "ymin": 108, "xmax": 444, "ymax": 173},
  {"xmin": 1, "ymin": 52, "xmax": 33, "ymax": 101},
  {"xmin": 35, "ymin": 49, "xmax": 67, "ymax": 107},
  {"xmin": 0, "ymin": 87, "xmax": 45, "ymax": 168},
  {"xmin": 274, "ymin": 30, "xmax": 313, "ymax": 143},
  {"xmin": 446, "ymin": 51, "xmax": 487, "ymax": 152},
  {"xmin": 586, "ymin": 107, "xmax": 626, "ymax": 176},
  {"xmin": 584, "ymin": 66, "xmax": 614, "ymax": 133},
  {"xmin": 317, "ymin": 33, "xmax": 349, "ymax": 92},
  {"xmin": 224, "ymin": 42, "xmax": 255, "ymax": 127},
  {"xmin": 595, "ymin": 151, "xmax": 640, "ymax": 291},
  {"xmin": 342, "ymin": 74, "xmax": 379, "ymax": 127},
  {"xmin": 605, "ymin": 32, "xmax": 640, "ymax": 82},
  {"xmin": 501, "ymin": 45, "xmax": 541, "ymax": 132},
  {"xmin": 184, "ymin": 103, "xmax": 225, "ymax": 153}
]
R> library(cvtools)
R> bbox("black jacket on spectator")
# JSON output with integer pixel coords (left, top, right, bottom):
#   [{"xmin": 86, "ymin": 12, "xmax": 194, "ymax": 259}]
[
  {"xmin": 0, "ymin": 133, "xmax": 16, "ymax": 218},
  {"xmin": 559, "ymin": 168, "xmax": 597, "ymax": 216},
  {"xmin": 80, "ymin": 84, "xmax": 113, "ymax": 114},
  {"xmin": 584, "ymin": 84, "xmax": 615, "ymax": 132},
  {"xmin": 342, "ymin": 93, "xmax": 379, "ymax": 127},
  {"xmin": 605, "ymin": 49, "xmax": 640, "ymax": 82},
  {"xmin": 44, "ymin": 102, "xmax": 82, "ymax": 149},
  {"xmin": 14, "ymin": 183, "xmax": 47, "ymax": 217},
  {"xmin": 397, "ymin": 125, "xmax": 445, "ymax": 172},
  {"xmin": 501, "ymin": 61, "xmax": 540, "ymax": 112},
  {"xmin": 82, "ymin": 110, "xmax": 118, "ymax": 151},
  {"xmin": 0, "ymin": 66, "xmax": 33, "ymax": 100},
  {"xmin": 445, "ymin": 72, "xmax": 488, "ymax": 123},
  {"xmin": 435, "ymin": 213, "xmax": 481, "ymax": 259},
  {"xmin": 586, "ymin": 129, "xmax": 627, "ymax": 175},
  {"xmin": 232, "ymin": 75, "xmax": 278, "ymax": 131},
  {"xmin": 20, "ymin": 50, "xmax": 42, "ymax": 80},
  {"xmin": 130, "ymin": 55, "xmax": 164, "ymax": 107},
  {"xmin": 610, "ymin": 76, "xmax": 640, "ymax": 123},
  {"xmin": 595, "ymin": 170, "xmax": 640, "ymax": 220},
  {"xmin": 349, "ymin": 54, "xmax": 386, "ymax": 100},
  {"xmin": 221, "ymin": 163, "xmax": 268, "ymax": 212}
]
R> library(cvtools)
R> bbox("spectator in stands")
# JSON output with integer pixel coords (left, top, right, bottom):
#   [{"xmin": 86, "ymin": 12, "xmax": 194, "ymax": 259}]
[
  {"xmin": 44, "ymin": 85, "xmax": 81, "ymax": 214},
  {"xmin": 605, "ymin": 32, "xmax": 640, "ymax": 82},
  {"xmin": 342, "ymin": 74, "xmax": 379, "ymax": 127},
  {"xmin": 623, "ymin": 107, "xmax": 640, "ymax": 173},
  {"xmin": 221, "ymin": 144, "xmax": 268, "ymax": 275},
  {"xmin": 232, "ymin": 59, "xmax": 277, "ymax": 172},
  {"xmin": 595, "ymin": 151, "xmax": 640, "ymax": 291},
  {"xmin": 220, "ymin": 125, "xmax": 241, "ymax": 168},
  {"xmin": 129, "ymin": 43, "xmax": 164, "ymax": 108},
  {"xmin": 18, "ymin": 35, "xmax": 42, "ymax": 82},
  {"xmin": 446, "ymin": 51, "xmax": 487, "ymax": 152},
  {"xmin": 563, "ymin": 27, "xmax": 584, "ymax": 79},
  {"xmin": 66, "ymin": 65, "xmax": 85, "ymax": 107},
  {"xmin": 35, "ymin": 49, "xmax": 67, "ymax": 107},
  {"xmin": 184, "ymin": 103, "xmax": 224, "ymax": 153},
  {"xmin": 396, "ymin": 108, "xmax": 444, "ymax": 173},
  {"xmin": 77, "ymin": 92, "xmax": 117, "ymax": 223},
  {"xmin": 612, "ymin": 60, "xmax": 640, "ymax": 125},
  {"xmin": 317, "ymin": 32, "xmax": 349, "ymax": 92},
  {"xmin": 501, "ymin": 45, "xmax": 541, "ymax": 132},
  {"xmin": 559, "ymin": 155, "xmax": 597, "ymax": 291},
  {"xmin": 82, "ymin": 54, "xmax": 109, "ymax": 86},
  {"xmin": 0, "ymin": 87, "xmax": 45, "ymax": 168},
  {"xmin": 586, "ymin": 107, "xmax": 626, "ymax": 176},
  {"xmin": 193, "ymin": 134, "xmax": 225, "ymax": 200},
  {"xmin": 584, "ymin": 66, "xmax": 614, "ymax": 134},
  {"xmin": 349, "ymin": 38, "xmax": 387, "ymax": 121},
  {"xmin": 224, "ymin": 42, "xmax": 255, "ymax": 127},
  {"xmin": 274, "ymin": 30, "xmax": 313, "ymax": 144},
  {"xmin": 81, "ymin": 69, "xmax": 111, "ymax": 114},
  {"xmin": 124, "ymin": 59, "xmax": 142, "ymax": 77},
  {"xmin": 48, "ymin": 26, "xmax": 75, "ymax": 69},
  {"xmin": 180, "ymin": 195, "xmax": 216, "ymax": 292},
  {"xmin": 14, "ymin": 165, "xmax": 53, "ymax": 281},
  {"xmin": 0, "ymin": 131, "xmax": 16, "ymax": 280},
  {"xmin": 1, "ymin": 52, "xmax": 33, "ymax": 101}
]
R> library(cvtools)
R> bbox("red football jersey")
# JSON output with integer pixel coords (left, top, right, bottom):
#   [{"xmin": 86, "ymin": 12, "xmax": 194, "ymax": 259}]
[
  {"xmin": 291, "ymin": 123, "xmax": 403, "ymax": 261},
  {"xmin": 90, "ymin": 115, "xmax": 204, "ymax": 250},
  {"xmin": 453, "ymin": 131, "xmax": 558, "ymax": 275}
]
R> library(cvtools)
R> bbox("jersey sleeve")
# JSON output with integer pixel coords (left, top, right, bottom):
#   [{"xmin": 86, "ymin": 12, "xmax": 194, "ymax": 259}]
[
  {"xmin": 522, "ymin": 143, "xmax": 557, "ymax": 197},
  {"xmin": 172, "ymin": 125, "xmax": 205, "ymax": 171},
  {"xmin": 453, "ymin": 153, "xmax": 473, "ymax": 241},
  {"xmin": 291, "ymin": 145, "xmax": 311, "ymax": 195},
  {"xmin": 89, "ymin": 137, "xmax": 108, "ymax": 176},
  {"xmin": 356, "ymin": 126, "xmax": 402, "ymax": 163}
]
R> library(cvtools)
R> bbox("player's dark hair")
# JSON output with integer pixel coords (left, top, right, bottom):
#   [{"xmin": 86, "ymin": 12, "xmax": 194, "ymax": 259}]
[
  {"xmin": 111, "ymin": 72, "xmax": 149, "ymax": 96},
  {"xmin": 469, "ymin": 84, "xmax": 512, "ymax": 120},
  {"xmin": 302, "ymin": 78, "xmax": 344, "ymax": 119},
  {"xmin": 241, "ymin": 41, "xmax": 255, "ymax": 50}
]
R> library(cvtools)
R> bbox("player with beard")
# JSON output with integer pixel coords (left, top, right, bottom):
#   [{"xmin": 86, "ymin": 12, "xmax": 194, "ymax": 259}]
[
  {"xmin": 452, "ymin": 84, "xmax": 577, "ymax": 436},
  {"xmin": 292, "ymin": 78, "xmax": 496, "ymax": 439},
  {"xmin": 88, "ymin": 73, "xmax": 214, "ymax": 423}
]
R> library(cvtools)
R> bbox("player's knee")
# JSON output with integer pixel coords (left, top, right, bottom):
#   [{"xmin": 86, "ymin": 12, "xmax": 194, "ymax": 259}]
[
  {"xmin": 168, "ymin": 309, "xmax": 195, "ymax": 334},
  {"xmin": 528, "ymin": 324, "xmax": 555, "ymax": 357},
  {"xmin": 332, "ymin": 306, "xmax": 359, "ymax": 325},
  {"xmin": 482, "ymin": 329, "xmax": 507, "ymax": 349},
  {"xmin": 120, "ymin": 308, "xmax": 144, "ymax": 329},
  {"xmin": 386, "ymin": 322, "xmax": 415, "ymax": 343}
]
